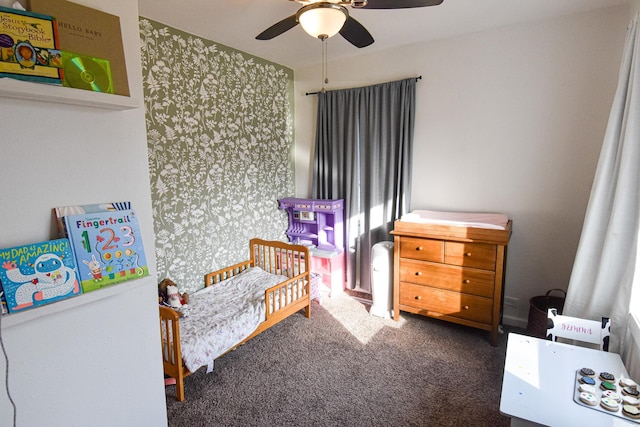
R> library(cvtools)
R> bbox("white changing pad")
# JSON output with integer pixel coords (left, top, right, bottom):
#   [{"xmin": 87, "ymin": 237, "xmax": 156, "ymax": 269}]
[{"xmin": 400, "ymin": 210, "xmax": 509, "ymax": 230}]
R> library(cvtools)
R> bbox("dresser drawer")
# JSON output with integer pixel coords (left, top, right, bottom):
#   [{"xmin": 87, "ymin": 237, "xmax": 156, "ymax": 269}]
[
  {"xmin": 399, "ymin": 237, "xmax": 443, "ymax": 262},
  {"xmin": 399, "ymin": 259, "xmax": 495, "ymax": 298},
  {"xmin": 444, "ymin": 241, "xmax": 496, "ymax": 270},
  {"xmin": 399, "ymin": 282, "xmax": 493, "ymax": 325}
]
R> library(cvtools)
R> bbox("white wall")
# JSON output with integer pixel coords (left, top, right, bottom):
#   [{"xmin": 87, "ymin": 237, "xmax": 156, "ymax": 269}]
[
  {"xmin": 0, "ymin": 1, "xmax": 167, "ymax": 426},
  {"xmin": 294, "ymin": 5, "xmax": 629, "ymax": 327}
]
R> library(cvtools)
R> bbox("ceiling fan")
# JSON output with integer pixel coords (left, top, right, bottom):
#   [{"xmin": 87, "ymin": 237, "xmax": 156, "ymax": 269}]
[{"xmin": 256, "ymin": 0, "xmax": 444, "ymax": 48}]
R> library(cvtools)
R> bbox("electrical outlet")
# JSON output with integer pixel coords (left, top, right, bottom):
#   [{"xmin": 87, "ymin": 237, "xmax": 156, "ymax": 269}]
[{"xmin": 504, "ymin": 296, "xmax": 519, "ymax": 308}]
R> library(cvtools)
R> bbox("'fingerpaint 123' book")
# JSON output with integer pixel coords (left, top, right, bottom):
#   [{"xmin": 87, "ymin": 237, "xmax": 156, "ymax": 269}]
[{"xmin": 64, "ymin": 209, "xmax": 148, "ymax": 293}]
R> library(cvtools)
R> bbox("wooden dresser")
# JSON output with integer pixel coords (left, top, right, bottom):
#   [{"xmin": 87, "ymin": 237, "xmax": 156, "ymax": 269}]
[{"xmin": 392, "ymin": 219, "xmax": 511, "ymax": 346}]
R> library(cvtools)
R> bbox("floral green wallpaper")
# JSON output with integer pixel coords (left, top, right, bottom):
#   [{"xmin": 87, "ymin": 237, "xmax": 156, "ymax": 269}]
[{"xmin": 139, "ymin": 18, "xmax": 295, "ymax": 294}]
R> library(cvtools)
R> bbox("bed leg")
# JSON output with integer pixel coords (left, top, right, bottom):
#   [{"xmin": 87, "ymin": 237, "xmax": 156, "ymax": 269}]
[
  {"xmin": 176, "ymin": 378, "xmax": 185, "ymax": 402},
  {"xmin": 305, "ymin": 302, "xmax": 311, "ymax": 318}
]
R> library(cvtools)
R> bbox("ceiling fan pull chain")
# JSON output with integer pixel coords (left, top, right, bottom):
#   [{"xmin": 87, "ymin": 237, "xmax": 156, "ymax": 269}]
[
  {"xmin": 319, "ymin": 35, "xmax": 329, "ymax": 91},
  {"xmin": 323, "ymin": 37, "xmax": 329, "ymax": 85}
]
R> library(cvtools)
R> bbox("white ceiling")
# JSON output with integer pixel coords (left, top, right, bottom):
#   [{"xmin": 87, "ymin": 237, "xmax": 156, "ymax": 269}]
[{"xmin": 138, "ymin": 0, "xmax": 629, "ymax": 70}]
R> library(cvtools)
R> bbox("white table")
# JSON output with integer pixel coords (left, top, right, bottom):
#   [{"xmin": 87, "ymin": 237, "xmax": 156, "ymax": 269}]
[{"xmin": 500, "ymin": 333, "xmax": 636, "ymax": 426}]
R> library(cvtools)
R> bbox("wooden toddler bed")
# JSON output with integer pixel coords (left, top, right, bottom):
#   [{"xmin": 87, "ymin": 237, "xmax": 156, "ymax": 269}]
[{"xmin": 159, "ymin": 238, "xmax": 311, "ymax": 401}]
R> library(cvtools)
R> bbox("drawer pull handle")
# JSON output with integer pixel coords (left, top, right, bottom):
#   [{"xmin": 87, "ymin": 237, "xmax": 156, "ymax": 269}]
[
  {"xmin": 415, "ymin": 296, "xmax": 422, "ymax": 300},
  {"xmin": 416, "ymin": 246, "xmax": 423, "ymax": 251},
  {"xmin": 463, "ymin": 279, "xmax": 470, "ymax": 284},
  {"xmin": 464, "ymin": 252, "xmax": 472, "ymax": 257},
  {"xmin": 415, "ymin": 271, "xmax": 422, "ymax": 276},
  {"xmin": 463, "ymin": 305, "xmax": 469, "ymax": 310}
]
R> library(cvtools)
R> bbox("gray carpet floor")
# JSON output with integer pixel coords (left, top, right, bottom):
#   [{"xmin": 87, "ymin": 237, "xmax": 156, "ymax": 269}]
[{"xmin": 165, "ymin": 293, "xmax": 512, "ymax": 426}]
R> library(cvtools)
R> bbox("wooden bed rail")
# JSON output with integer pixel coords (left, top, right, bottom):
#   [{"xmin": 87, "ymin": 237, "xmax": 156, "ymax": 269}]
[
  {"xmin": 250, "ymin": 238, "xmax": 309, "ymax": 278},
  {"xmin": 264, "ymin": 274, "xmax": 310, "ymax": 320},
  {"xmin": 238, "ymin": 270, "xmax": 311, "ymax": 347},
  {"xmin": 159, "ymin": 305, "xmax": 189, "ymax": 402},
  {"xmin": 204, "ymin": 260, "xmax": 253, "ymax": 287}
]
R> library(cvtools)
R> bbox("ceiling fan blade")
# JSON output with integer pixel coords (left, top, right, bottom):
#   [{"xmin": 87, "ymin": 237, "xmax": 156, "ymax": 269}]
[
  {"xmin": 339, "ymin": 16, "xmax": 374, "ymax": 48},
  {"xmin": 359, "ymin": 0, "xmax": 444, "ymax": 9},
  {"xmin": 256, "ymin": 14, "xmax": 298, "ymax": 40}
]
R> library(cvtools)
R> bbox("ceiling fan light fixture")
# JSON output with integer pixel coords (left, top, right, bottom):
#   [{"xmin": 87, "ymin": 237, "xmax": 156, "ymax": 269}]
[
  {"xmin": 351, "ymin": 0, "xmax": 368, "ymax": 8},
  {"xmin": 297, "ymin": 3, "xmax": 348, "ymax": 40}
]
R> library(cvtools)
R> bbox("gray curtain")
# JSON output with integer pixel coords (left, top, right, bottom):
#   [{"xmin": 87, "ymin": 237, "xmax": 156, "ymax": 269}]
[{"xmin": 312, "ymin": 78, "xmax": 416, "ymax": 292}]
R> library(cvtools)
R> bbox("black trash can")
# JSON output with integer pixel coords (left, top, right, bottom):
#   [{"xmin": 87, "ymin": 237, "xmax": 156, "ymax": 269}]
[{"xmin": 526, "ymin": 289, "xmax": 566, "ymax": 338}]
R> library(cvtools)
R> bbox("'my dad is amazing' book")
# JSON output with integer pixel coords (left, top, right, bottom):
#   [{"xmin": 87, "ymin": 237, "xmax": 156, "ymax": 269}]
[
  {"xmin": 64, "ymin": 209, "xmax": 148, "ymax": 293},
  {"xmin": 0, "ymin": 238, "xmax": 81, "ymax": 313}
]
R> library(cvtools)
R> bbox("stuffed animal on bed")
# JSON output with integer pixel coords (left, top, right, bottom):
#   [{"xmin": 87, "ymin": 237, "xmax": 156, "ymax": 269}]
[{"xmin": 158, "ymin": 278, "xmax": 190, "ymax": 317}]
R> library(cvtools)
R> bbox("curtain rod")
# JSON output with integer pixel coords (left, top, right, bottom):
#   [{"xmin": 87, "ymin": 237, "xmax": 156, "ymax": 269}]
[{"xmin": 305, "ymin": 75, "xmax": 422, "ymax": 96}]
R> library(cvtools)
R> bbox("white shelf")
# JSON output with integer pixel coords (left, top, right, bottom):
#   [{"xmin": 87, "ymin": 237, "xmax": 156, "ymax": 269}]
[
  {"xmin": 0, "ymin": 77, "xmax": 141, "ymax": 110},
  {"xmin": 0, "ymin": 278, "xmax": 144, "ymax": 328}
]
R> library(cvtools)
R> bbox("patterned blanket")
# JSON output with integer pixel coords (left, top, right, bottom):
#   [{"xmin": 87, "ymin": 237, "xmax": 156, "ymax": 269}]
[{"xmin": 178, "ymin": 267, "xmax": 287, "ymax": 373}]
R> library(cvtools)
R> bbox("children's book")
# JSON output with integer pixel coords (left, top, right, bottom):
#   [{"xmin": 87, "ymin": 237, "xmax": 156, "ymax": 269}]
[
  {"xmin": 0, "ymin": 6, "xmax": 63, "ymax": 85},
  {"xmin": 53, "ymin": 201, "xmax": 132, "ymax": 238},
  {"xmin": 0, "ymin": 238, "xmax": 81, "ymax": 313},
  {"xmin": 28, "ymin": 0, "xmax": 129, "ymax": 96},
  {"xmin": 0, "ymin": 284, "xmax": 8, "ymax": 315},
  {"xmin": 63, "ymin": 209, "xmax": 148, "ymax": 293}
]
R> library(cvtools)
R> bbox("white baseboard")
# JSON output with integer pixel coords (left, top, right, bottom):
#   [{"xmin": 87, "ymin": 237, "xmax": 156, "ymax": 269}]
[{"xmin": 502, "ymin": 314, "xmax": 528, "ymax": 330}]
